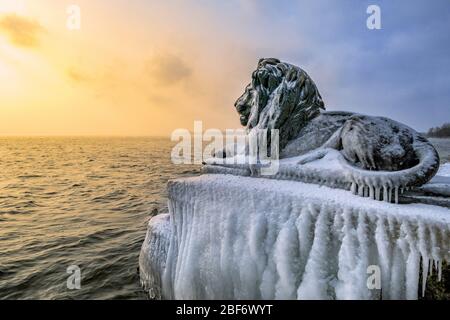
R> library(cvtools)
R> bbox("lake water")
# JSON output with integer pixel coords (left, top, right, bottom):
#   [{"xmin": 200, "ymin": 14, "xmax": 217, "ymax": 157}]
[{"xmin": 0, "ymin": 137, "xmax": 199, "ymax": 299}]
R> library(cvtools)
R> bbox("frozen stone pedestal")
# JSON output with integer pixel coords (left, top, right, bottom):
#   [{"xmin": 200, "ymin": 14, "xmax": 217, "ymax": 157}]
[{"xmin": 139, "ymin": 174, "xmax": 450, "ymax": 300}]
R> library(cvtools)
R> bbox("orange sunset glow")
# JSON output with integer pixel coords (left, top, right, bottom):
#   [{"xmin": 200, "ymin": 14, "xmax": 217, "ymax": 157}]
[
  {"xmin": 1, "ymin": 0, "xmax": 449, "ymax": 136},
  {"xmin": 0, "ymin": 0, "xmax": 251, "ymax": 136}
]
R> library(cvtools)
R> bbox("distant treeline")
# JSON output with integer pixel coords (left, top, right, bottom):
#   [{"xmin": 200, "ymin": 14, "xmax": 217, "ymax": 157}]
[{"xmin": 427, "ymin": 123, "xmax": 450, "ymax": 138}]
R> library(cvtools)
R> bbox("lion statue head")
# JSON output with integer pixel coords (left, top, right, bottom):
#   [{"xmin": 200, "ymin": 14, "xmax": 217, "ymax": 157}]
[{"xmin": 234, "ymin": 58, "xmax": 325, "ymax": 149}]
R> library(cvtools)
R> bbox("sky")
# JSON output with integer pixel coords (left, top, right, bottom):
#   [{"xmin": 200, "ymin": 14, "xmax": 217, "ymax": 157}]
[{"xmin": 0, "ymin": 0, "xmax": 449, "ymax": 136}]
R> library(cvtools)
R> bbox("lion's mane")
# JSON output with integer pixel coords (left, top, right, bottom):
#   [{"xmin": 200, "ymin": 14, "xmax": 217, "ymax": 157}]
[{"xmin": 235, "ymin": 58, "xmax": 325, "ymax": 149}]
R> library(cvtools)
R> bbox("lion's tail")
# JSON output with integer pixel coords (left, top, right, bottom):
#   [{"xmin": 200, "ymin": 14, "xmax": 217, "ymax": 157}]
[{"xmin": 340, "ymin": 134, "xmax": 440, "ymax": 203}]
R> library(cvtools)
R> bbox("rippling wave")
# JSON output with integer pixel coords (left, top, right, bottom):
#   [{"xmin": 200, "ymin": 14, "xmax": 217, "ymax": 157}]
[{"xmin": 0, "ymin": 137, "xmax": 200, "ymax": 299}]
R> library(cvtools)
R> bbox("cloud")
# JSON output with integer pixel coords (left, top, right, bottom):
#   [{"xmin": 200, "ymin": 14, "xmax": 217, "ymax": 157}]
[
  {"xmin": 147, "ymin": 93, "xmax": 174, "ymax": 107},
  {"xmin": 0, "ymin": 14, "xmax": 45, "ymax": 48},
  {"xmin": 146, "ymin": 53, "xmax": 192, "ymax": 86},
  {"xmin": 66, "ymin": 67, "xmax": 92, "ymax": 83}
]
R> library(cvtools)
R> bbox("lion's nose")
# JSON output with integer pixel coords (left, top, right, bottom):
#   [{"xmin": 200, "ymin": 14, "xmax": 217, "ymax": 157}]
[{"xmin": 235, "ymin": 103, "xmax": 247, "ymax": 113}]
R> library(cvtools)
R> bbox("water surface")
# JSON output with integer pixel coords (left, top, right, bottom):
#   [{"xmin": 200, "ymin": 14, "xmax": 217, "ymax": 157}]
[{"xmin": 0, "ymin": 137, "xmax": 199, "ymax": 299}]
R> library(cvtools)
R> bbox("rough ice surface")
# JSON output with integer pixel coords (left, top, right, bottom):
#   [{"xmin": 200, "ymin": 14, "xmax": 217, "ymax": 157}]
[
  {"xmin": 418, "ymin": 163, "xmax": 450, "ymax": 197},
  {"xmin": 140, "ymin": 174, "xmax": 450, "ymax": 300},
  {"xmin": 204, "ymin": 146, "xmax": 438, "ymax": 205},
  {"xmin": 437, "ymin": 163, "xmax": 450, "ymax": 177},
  {"xmin": 139, "ymin": 214, "xmax": 171, "ymax": 299}
]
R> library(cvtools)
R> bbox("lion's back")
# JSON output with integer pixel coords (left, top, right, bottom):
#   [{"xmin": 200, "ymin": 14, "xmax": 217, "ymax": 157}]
[{"xmin": 281, "ymin": 111, "xmax": 353, "ymax": 158}]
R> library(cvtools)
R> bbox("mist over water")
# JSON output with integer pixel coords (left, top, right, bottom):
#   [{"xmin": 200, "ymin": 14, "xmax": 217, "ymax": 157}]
[{"xmin": 0, "ymin": 137, "xmax": 199, "ymax": 299}]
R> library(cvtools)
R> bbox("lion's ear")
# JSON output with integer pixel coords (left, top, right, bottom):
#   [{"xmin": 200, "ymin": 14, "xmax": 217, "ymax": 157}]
[
  {"xmin": 265, "ymin": 58, "xmax": 281, "ymax": 65},
  {"xmin": 258, "ymin": 58, "xmax": 281, "ymax": 68}
]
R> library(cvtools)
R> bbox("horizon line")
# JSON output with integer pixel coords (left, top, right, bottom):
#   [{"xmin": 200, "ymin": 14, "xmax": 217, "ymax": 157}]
[{"xmin": 0, "ymin": 134, "xmax": 172, "ymax": 138}]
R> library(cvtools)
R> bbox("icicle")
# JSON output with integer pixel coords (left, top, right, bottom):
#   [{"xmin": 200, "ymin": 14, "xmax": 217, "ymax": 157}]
[
  {"xmin": 358, "ymin": 184, "xmax": 364, "ymax": 197},
  {"xmin": 394, "ymin": 187, "xmax": 399, "ymax": 204},
  {"xmin": 438, "ymin": 261, "xmax": 442, "ymax": 282},
  {"xmin": 144, "ymin": 173, "xmax": 450, "ymax": 300},
  {"xmin": 351, "ymin": 182, "xmax": 357, "ymax": 195},
  {"xmin": 421, "ymin": 257, "xmax": 429, "ymax": 297},
  {"xmin": 383, "ymin": 186, "xmax": 388, "ymax": 202},
  {"xmin": 429, "ymin": 260, "xmax": 433, "ymax": 276},
  {"xmin": 369, "ymin": 185, "xmax": 374, "ymax": 199},
  {"xmin": 388, "ymin": 187, "xmax": 392, "ymax": 203}
]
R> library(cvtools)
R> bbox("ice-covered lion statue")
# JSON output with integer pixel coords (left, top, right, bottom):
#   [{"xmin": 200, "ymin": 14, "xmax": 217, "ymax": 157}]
[{"xmin": 203, "ymin": 58, "xmax": 440, "ymax": 203}]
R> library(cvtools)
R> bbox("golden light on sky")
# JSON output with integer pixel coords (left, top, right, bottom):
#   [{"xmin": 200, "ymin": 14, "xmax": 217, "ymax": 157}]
[
  {"xmin": 0, "ymin": 0, "xmax": 26, "ymax": 14},
  {"xmin": 0, "ymin": 38, "xmax": 21, "ymax": 97},
  {"xmin": 0, "ymin": 1, "xmax": 448, "ymax": 135},
  {"xmin": 0, "ymin": 0, "xmax": 247, "ymax": 136}
]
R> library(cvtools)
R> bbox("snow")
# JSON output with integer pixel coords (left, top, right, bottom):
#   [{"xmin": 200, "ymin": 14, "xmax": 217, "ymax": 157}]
[
  {"xmin": 418, "ymin": 162, "xmax": 450, "ymax": 197},
  {"xmin": 139, "ymin": 214, "xmax": 171, "ymax": 299},
  {"xmin": 140, "ymin": 174, "xmax": 450, "ymax": 300},
  {"xmin": 437, "ymin": 163, "xmax": 450, "ymax": 177},
  {"xmin": 204, "ymin": 148, "xmax": 439, "ymax": 204}
]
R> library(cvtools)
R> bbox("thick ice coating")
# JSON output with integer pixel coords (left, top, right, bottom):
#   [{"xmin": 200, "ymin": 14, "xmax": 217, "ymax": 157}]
[{"xmin": 140, "ymin": 174, "xmax": 450, "ymax": 300}]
